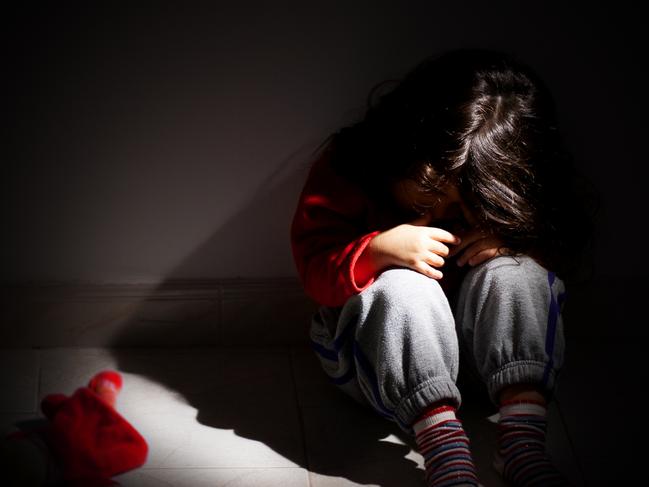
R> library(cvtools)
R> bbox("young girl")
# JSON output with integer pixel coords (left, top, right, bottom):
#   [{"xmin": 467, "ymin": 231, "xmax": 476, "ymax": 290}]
[{"xmin": 291, "ymin": 48, "xmax": 592, "ymax": 487}]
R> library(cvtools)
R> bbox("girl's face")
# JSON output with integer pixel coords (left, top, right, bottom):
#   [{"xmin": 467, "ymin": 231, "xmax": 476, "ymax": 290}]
[{"xmin": 391, "ymin": 178, "xmax": 477, "ymax": 233}]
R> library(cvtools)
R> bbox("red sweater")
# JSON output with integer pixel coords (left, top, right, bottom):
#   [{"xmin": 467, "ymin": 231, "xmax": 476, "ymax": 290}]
[
  {"xmin": 291, "ymin": 149, "xmax": 531, "ymax": 307},
  {"xmin": 290, "ymin": 148, "xmax": 402, "ymax": 307}
]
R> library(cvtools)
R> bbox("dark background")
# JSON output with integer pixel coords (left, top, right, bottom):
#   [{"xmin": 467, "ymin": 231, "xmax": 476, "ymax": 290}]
[
  {"xmin": 4, "ymin": 2, "xmax": 648, "ymax": 334},
  {"xmin": 2, "ymin": 3, "xmax": 646, "ymax": 337},
  {"xmin": 5, "ymin": 2, "xmax": 647, "ymax": 339},
  {"xmin": 2, "ymin": 3, "xmax": 647, "ymax": 484},
  {"xmin": 3, "ymin": 2, "xmax": 645, "ymax": 286}
]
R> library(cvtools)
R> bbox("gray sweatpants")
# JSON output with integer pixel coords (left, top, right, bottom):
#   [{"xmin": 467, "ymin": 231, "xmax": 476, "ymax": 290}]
[{"xmin": 309, "ymin": 256, "xmax": 566, "ymax": 435}]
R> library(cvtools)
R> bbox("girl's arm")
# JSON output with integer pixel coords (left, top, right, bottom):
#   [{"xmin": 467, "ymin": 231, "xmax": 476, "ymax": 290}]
[
  {"xmin": 355, "ymin": 221, "xmax": 460, "ymax": 284},
  {"xmin": 291, "ymin": 154, "xmax": 462, "ymax": 306},
  {"xmin": 291, "ymin": 150, "xmax": 467, "ymax": 307},
  {"xmin": 290, "ymin": 152, "xmax": 382, "ymax": 307}
]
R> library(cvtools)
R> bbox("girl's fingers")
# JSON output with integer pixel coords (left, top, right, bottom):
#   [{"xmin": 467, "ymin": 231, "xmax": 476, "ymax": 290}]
[
  {"xmin": 427, "ymin": 227, "xmax": 461, "ymax": 245},
  {"xmin": 427, "ymin": 240, "xmax": 450, "ymax": 257},
  {"xmin": 424, "ymin": 252, "xmax": 445, "ymax": 268},
  {"xmin": 415, "ymin": 262, "xmax": 443, "ymax": 279}
]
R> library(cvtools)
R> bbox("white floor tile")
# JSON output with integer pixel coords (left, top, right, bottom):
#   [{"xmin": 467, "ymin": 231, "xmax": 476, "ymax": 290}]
[
  {"xmin": 309, "ymin": 468, "xmax": 422, "ymax": 487},
  {"xmin": 460, "ymin": 405, "xmax": 506, "ymax": 487},
  {"xmin": 546, "ymin": 400, "xmax": 584, "ymax": 486},
  {"xmin": 290, "ymin": 347, "xmax": 355, "ymax": 408},
  {"xmin": 39, "ymin": 347, "xmax": 118, "ymax": 397},
  {"xmin": 39, "ymin": 348, "xmax": 305, "ymax": 469},
  {"xmin": 115, "ymin": 467, "xmax": 309, "ymax": 487},
  {"xmin": 294, "ymin": 345, "xmax": 580, "ymax": 487},
  {"xmin": 301, "ymin": 404, "xmax": 425, "ymax": 486},
  {"xmin": 0, "ymin": 412, "xmax": 42, "ymax": 437},
  {"xmin": 554, "ymin": 337, "xmax": 646, "ymax": 486},
  {"xmin": 0, "ymin": 350, "xmax": 39, "ymax": 413},
  {"xmin": 2, "ymin": 343, "xmax": 598, "ymax": 486},
  {"xmin": 0, "ymin": 413, "xmax": 51, "ymax": 486}
]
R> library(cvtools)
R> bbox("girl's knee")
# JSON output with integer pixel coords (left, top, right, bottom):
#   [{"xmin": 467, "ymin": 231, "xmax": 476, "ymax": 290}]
[
  {"xmin": 370, "ymin": 267, "xmax": 447, "ymax": 302},
  {"xmin": 359, "ymin": 267, "xmax": 455, "ymax": 332},
  {"xmin": 462, "ymin": 255, "xmax": 551, "ymax": 296}
]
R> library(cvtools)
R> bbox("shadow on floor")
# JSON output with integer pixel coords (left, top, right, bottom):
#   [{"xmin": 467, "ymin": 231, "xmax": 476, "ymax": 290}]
[
  {"xmin": 109, "ymin": 345, "xmax": 429, "ymax": 486},
  {"xmin": 97, "ymin": 137, "xmax": 429, "ymax": 485},
  {"xmin": 104, "ymin": 139, "xmax": 506, "ymax": 486}
]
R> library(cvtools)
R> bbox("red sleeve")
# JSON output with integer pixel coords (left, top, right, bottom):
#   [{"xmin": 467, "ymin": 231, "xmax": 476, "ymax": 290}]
[{"xmin": 290, "ymin": 150, "xmax": 381, "ymax": 307}]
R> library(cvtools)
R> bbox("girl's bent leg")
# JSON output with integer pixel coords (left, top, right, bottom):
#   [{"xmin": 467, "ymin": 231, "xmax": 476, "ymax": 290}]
[
  {"xmin": 454, "ymin": 255, "xmax": 566, "ymax": 405},
  {"xmin": 309, "ymin": 268, "xmax": 462, "ymax": 433},
  {"xmin": 456, "ymin": 256, "xmax": 570, "ymax": 485}
]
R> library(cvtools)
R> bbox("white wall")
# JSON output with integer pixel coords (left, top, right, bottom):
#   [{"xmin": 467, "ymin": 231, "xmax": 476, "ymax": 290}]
[{"xmin": 3, "ymin": 2, "xmax": 645, "ymax": 283}]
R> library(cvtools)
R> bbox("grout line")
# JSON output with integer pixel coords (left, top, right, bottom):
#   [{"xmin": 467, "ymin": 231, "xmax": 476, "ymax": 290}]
[
  {"xmin": 35, "ymin": 346, "xmax": 44, "ymax": 412},
  {"xmin": 137, "ymin": 465, "xmax": 312, "ymax": 475},
  {"xmin": 287, "ymin": 348, "xmax": 312, "ymax": 487},
  {"xmin": 32, "ymin": 346, "xmax": 41, "ymax": 413},
  {"xmin": 217, "ymin": 286, "xmax": 224, "ymax": 345},
  {"xmin": 136, "ymin": 466, "xmax": 310, "ymax": 470}
]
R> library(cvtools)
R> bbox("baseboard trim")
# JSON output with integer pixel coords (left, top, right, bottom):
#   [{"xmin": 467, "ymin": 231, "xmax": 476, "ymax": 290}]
[{"xmin": 0, "ymin": 279, "xmax": 319, "ymax": 348}]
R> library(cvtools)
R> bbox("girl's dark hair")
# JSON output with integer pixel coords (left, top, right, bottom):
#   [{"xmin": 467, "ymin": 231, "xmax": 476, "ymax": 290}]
[{"xmin": 325, "ymin": 48, "xmax": 596, "ymax": 279}]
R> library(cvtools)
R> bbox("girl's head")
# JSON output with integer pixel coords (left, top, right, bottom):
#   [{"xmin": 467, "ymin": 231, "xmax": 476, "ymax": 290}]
[{"xmin": 328, "ymin": 48, "xmax": 595, "ymax": 277}]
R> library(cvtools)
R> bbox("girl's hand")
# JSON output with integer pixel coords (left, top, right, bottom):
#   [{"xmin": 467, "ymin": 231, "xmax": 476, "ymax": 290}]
[
  {"xmin": 449, "ymin": 228, "xmax": 509, "ymax": 267},
  {"xmin": 365, "ymin": 216, "xmax": 461, "ymax": 279}
]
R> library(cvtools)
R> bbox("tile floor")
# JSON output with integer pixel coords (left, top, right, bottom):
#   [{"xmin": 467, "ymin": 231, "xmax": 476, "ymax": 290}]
[
  {"xmin": 0, "ymin": 345, "xmax": 583, "ymax": 487},
  {"xmin": 0, "ymin": 339, "xmax": 643, "ymax": 486}
]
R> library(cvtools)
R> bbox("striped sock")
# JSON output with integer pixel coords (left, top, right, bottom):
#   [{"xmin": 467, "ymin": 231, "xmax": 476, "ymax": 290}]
[
  {"xmin": 413, "ymin": 405, "xmax": 479, "ymax": 487},
  {"xmin": 497, "ymin": 400, "xmax": 569, "ymax": 486}
]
